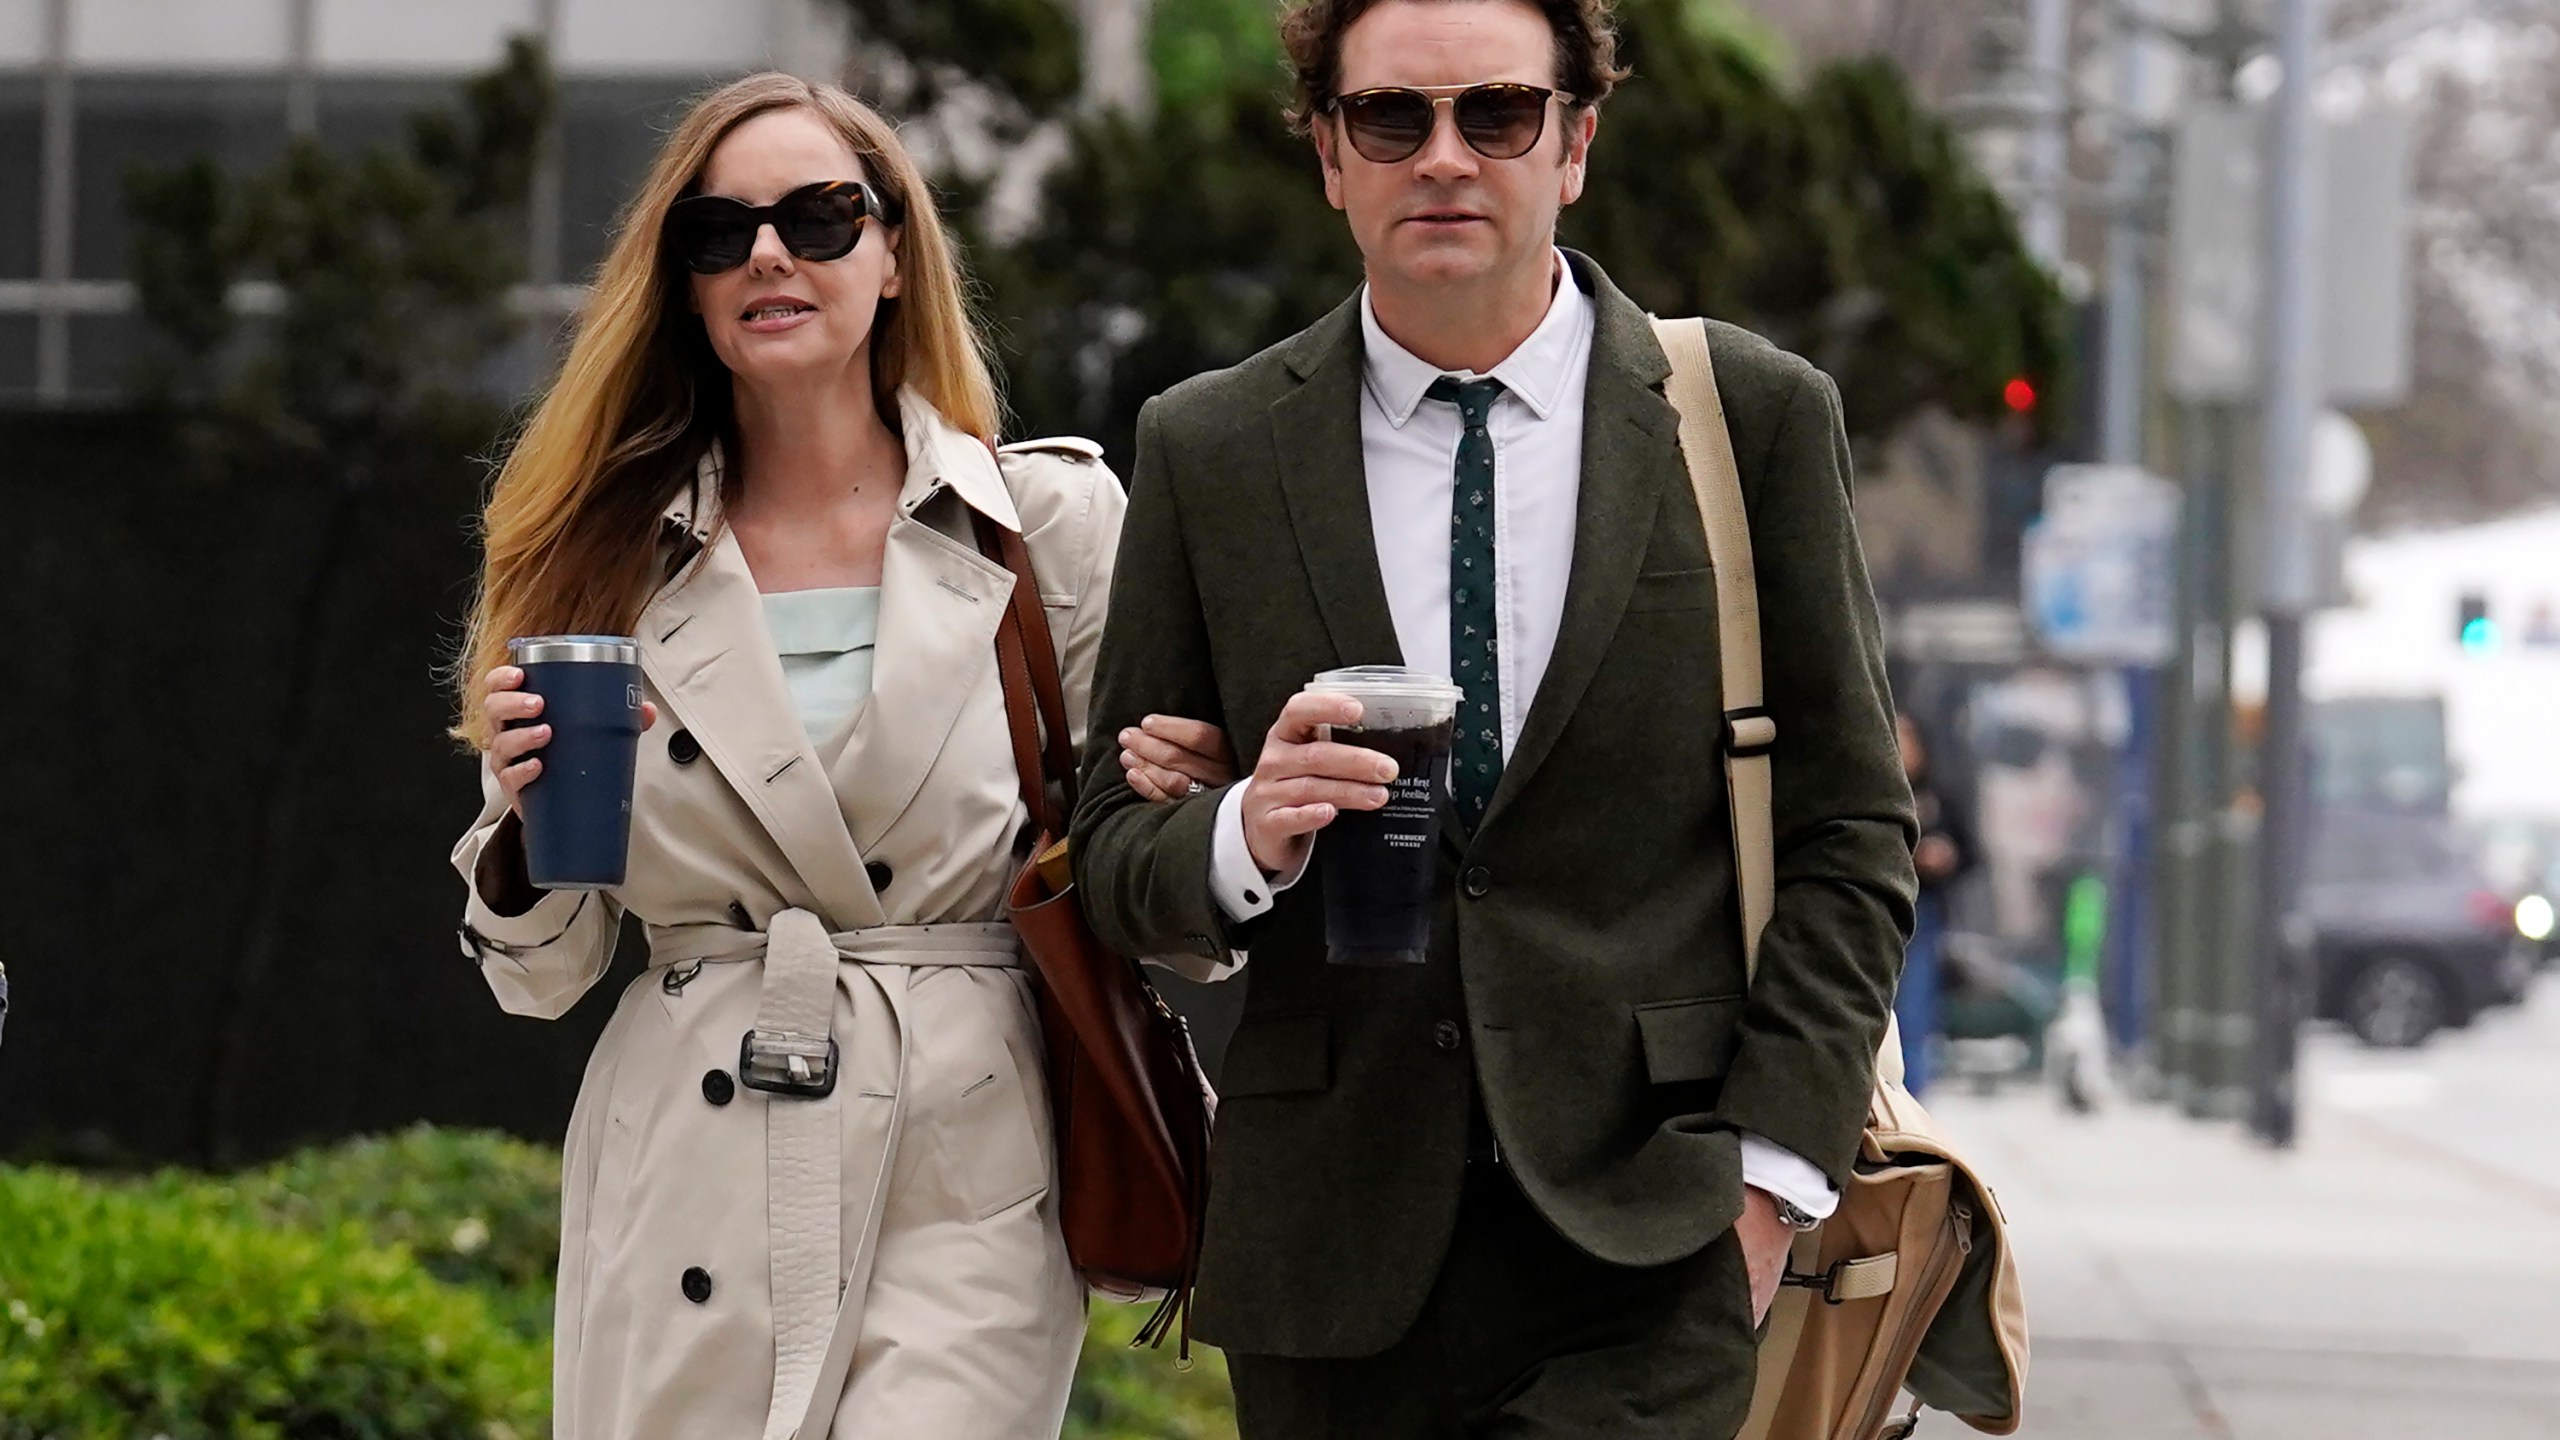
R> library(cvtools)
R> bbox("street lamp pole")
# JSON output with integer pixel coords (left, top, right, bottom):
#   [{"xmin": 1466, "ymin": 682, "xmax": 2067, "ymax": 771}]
[
  {"xmin": 2023, "ymin": 0, "xmax": 2077, "ymax": 266},
  {"xmin": 2251, "ymin": 0, "xmax": 2325, "ymax": 1148}
]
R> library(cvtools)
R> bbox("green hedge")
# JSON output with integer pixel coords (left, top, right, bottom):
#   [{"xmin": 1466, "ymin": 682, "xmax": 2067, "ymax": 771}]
[
  {"xmin": 0, "ymin": 1165, "xmax": 548, "ymax": 1440},
  {"xmin": 1070, "ymin": 1302, "xmax": 1237, "ymax": 1440},
  {"xmin": 1, "ymin": 1128, "xmax": 1236, "ymax": 1439},
  {"xmin": 193, "ymin": 1126, "xmax": 564, "ymax": 1338}
]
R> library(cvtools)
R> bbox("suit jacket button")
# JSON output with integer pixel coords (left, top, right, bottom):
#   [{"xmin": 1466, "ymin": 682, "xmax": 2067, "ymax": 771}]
[
  {"xmin": 1433, "ymin": 1020, "xmax": 1462, "ymax": 1052},
  {"xmin": 702, "ymin": 1069, "xmax": 735, "ymax": 1106},
  {"xmin": 668, "ymin": 729, "xmax": 702, "ymax": 764},
  {"xmin": 865, "ymin": 860, "xmax": 893, "ymax": 893},
  {"xmin": 681, "ymin": 1266, "xmax": 713, "ymax": 1303},
  {"xmin": 1462, "ymin": 866, "xmax": 1493, "ymax": 898}
]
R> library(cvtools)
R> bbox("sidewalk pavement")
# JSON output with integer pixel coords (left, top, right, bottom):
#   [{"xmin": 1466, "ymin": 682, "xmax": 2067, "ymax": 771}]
[{"xmin": 1923, "ymin": 1024, "xmax": 2560, "ymax": 1438}]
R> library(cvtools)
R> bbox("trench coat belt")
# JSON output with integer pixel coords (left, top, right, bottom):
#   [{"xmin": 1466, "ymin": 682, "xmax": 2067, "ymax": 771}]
[{"xmin": 646, "ymin": 910, "xmax": 1024, "ymax": 1440}]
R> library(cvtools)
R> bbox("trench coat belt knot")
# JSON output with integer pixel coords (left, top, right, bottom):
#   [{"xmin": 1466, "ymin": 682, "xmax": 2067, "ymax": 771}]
[{"xmin": 646, "ymin": 910, "xmax": 1025, "ymax": 1440}]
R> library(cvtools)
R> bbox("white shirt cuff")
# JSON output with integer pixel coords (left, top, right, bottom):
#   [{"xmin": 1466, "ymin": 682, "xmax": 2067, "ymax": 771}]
[
  {"xmin": 1209, "ymin": 781, "xmax": 1311, "ymax": 922},
  {"xmin": 1740, "ymin": 1133, "xmax": 1839, "ymax": 1221}
]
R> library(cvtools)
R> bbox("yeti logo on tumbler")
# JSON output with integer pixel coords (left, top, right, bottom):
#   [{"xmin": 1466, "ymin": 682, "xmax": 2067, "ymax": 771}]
[{"xmin": 505, "ymin": 635, "xmax": 645, "ymax": 889}]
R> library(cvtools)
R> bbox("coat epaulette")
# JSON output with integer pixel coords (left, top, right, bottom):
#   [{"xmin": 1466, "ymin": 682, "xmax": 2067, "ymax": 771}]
[{"xmin": 995, "ymin": 435, "xmax": 1105, "ymax": 464}]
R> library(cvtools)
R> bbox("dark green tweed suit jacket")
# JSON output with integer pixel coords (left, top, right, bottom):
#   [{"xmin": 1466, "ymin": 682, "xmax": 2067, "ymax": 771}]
[{"xmin": 1070, "ymin": 252, "xmax": 1918, "ymax": 1359}]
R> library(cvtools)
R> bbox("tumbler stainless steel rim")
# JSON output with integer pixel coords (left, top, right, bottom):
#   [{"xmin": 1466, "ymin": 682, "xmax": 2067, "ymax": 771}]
[{"xmin": 509, "ymin": 635, "xmax": 639, "ymax": 665}]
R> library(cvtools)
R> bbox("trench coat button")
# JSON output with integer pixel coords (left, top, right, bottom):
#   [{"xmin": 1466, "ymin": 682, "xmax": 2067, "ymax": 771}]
[
  {"xmin": 701, "ymin": 1069, "xmax": 734, "ymax": 1106},
  {"xmin": 681, "ymin": 1266, "xmax": 713, "ymax": 1303},
  {"xmin": 866, "ymin": 860, "xmax": 894, "ymax": 893},
  {"xmin": 1462, "ymin": 866, "xmax": 1493, "ymax": 899},
  {"xmin": 1433, "ymin": 1020, "xmax": 1462, "ymax": 1052},
  {"xmin": 668, "ymin": 729, "xmax": 701, "ymax": 764}
]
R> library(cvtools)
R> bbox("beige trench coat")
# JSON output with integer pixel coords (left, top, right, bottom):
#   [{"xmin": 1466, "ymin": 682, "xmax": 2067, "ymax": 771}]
[{"xmin": 451, "ymin": 390, "xmax": 1123, "ymax": 1440}]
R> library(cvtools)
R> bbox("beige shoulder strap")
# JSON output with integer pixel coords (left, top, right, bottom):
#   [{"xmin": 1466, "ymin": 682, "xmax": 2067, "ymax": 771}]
[
  {"xmin": 1651, "ymin": 317, "xmax": 1777, "ymax": 978},
  {"xmin": 1653, "ymin": 317, "xmax": 1905, "ymax": 1081}
]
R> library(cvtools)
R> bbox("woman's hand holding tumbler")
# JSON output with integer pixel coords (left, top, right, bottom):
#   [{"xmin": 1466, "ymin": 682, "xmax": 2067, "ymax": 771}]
[
  {"xmin": 475, "ymin": 662, "xmax": 657, "ymax": 912},
  {"xmin": 482, "ymin": 664, "xmax": 659, "ymax": 818}
]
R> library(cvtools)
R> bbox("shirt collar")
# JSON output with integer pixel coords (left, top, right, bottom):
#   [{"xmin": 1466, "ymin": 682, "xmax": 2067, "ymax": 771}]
[{"xmin": 1359, "ymin": 248, "xmax": 1590, "ymax": 427}]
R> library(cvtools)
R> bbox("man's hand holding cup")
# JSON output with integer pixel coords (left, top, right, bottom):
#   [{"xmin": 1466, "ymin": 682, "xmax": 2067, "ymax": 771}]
[{"xmin": 1241, "ymin": 690, "xmax": 1399, "ymax": 875}]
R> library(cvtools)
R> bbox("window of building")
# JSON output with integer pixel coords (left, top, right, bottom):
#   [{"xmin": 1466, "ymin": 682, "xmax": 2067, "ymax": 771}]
[
  {"xmin": 0, "ymin": 315, "xmax": 36, "ymax": 401},
  {"xmin": 72, "ymin": 75, "xmax": 288, "ymax": 281},
  {"xmin": 0, "ymin": 79, "xmax": 40, "ymax": 280},
  {"xmin": 317, "ymin": 75, "xmax": 460, "ymax": 160},
  {"xmin": 320, "ymin": 76, "xmax": 533, "ymax": 276},
  {"xmin": 559, "ymin": 78, "xmax": 700, "ymax": 283}
]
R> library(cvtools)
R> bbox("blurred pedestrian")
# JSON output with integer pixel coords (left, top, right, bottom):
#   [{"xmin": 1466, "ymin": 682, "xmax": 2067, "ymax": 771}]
[
  {"xmin": 1075, "ymin": 0, "xmax": 1919, "ymax": 1434},
  {"xmin": 1896, "ymin": 710, "xmax": 1978, "ymax": 1096},
  {"xmin": 447, "ymin": 73, "xmax": 1229, "ymax": 1440}
]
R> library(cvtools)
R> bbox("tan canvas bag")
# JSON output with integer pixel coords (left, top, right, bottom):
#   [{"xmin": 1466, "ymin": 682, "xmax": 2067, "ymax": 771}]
[{"xmin": 1653, "ymin": 318, "xmax": 2031, "ymax": 1440}]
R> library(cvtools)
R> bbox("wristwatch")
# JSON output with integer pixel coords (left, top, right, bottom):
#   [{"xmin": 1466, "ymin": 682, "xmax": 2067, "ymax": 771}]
[{"xmin": 1772, "ymin": 1195, "xmax": 1823, "ymax": 1232}]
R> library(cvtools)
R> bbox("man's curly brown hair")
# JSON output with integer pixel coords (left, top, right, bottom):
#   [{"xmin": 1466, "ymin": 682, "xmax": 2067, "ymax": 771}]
[{"xmin": 1278, "ymin": 0, "xmax": 1630, "ymax": 136}]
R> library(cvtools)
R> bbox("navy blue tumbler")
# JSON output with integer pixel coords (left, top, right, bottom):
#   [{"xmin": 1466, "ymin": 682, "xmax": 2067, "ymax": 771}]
[{"xmin": 506, "ymin": 635, "xmax": 644, "ymax": 890}]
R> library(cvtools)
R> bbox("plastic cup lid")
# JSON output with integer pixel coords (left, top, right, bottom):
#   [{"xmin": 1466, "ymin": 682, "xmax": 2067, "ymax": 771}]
[{"xmin": 1304, "ymin": 665, "xmax": 1463, "ymax": 703}]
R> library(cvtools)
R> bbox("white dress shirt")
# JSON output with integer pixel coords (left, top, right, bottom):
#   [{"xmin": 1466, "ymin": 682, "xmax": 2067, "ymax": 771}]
[{"xmin": 1204, "ymin": 252, "xmax": 1835, "ymax": 1218}]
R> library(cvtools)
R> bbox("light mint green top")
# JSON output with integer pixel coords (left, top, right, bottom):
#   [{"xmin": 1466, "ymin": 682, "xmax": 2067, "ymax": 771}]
[{"xmin": 761, "ymin": 586, "xmax": 882, "ymax": 743}]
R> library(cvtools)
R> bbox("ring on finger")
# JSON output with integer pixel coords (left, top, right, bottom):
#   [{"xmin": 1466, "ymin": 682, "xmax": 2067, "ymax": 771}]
[{"xmin": 1186, "ymin": 778, "xmax": 1207, "ymax": 797}]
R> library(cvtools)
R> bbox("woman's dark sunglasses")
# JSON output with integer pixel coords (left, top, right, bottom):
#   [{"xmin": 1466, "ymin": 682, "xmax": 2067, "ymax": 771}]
[
  {"xmin": 1326, "ymin": 83, "xmax": 1575, "ymax": 164},
  {"xmin": 663, "ymin": 179, "xmax": 904, "ymax": 275}
]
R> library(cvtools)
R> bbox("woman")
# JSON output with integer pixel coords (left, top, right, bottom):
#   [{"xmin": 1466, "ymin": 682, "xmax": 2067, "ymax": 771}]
[{"xmin": 450, "ymin": 74, "xmax": 1225, "ymax": 1439}]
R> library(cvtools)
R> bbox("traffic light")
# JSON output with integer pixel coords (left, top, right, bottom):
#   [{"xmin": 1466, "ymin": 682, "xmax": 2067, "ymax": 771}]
[
  {"xmin": 2003, "ymin": 376, "xmax": 2038, "ymax": 415},
  {"xmin": 2457, "ymin": 593, "xmax": 2499, "ymax": 654}
]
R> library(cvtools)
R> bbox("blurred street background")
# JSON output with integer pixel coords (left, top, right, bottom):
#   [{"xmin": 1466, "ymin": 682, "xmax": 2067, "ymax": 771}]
[
  {"xmin": 5, "ymin": 0, "xmax": 2560, "ymax": 1436},
  {"xmin": 1942, "ymin": 986, "xmax": 2560, "ymax": 1439}
]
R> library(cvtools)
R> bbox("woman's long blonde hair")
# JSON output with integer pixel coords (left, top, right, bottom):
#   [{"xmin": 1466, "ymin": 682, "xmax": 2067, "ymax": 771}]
[{"xmin": 452, "ymin": 73, "xmax": 998, "ymax": 749}]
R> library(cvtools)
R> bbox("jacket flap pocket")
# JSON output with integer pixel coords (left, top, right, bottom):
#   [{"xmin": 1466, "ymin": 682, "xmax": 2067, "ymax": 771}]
[
  {"xmin": 1635, "ymin": 995, "xmax": 1745, "ymax": 1085},
  {"xmin": 1624, "ymin": 565, "xmax": 1715, "ymax": 613},
  {"xmin": 1220, "ymin": 1011, "xmax": 1332, "ymax": 1096}
]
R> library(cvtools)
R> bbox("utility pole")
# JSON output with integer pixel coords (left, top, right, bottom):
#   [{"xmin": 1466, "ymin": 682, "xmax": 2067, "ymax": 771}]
[
  {"xmin": 2100, "ymin": 5, "xmax": 2167, "ymax": 1081},
  {"xmin": 2023, "ymin": 0, "xmax": 2076, "ymax": 266},
  {"xmin": 2155, "ymin": 0, "xmax": 2262, "ymax": 1120},
  {"xmin": 2098, "ymin": 6, "xmax": 2154, "ymax": 467},
  {"xmin": 2249, "ymin": 0, "xmax": 2326, "ymax": 1148}
]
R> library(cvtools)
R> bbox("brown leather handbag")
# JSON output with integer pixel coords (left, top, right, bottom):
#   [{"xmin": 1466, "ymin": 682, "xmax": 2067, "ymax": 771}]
[{"xmin": 971, "ymin": 507, "xmax": 1215, "ymax": 1355}]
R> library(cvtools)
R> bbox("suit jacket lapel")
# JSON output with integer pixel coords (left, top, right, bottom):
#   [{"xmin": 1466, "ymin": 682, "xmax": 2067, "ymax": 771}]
[
  {"xmin": 1478, "ymin": 260, "xmax": 1682, "ymax": 834},
  {"xmin": 640, "ymin": 522, "xmax": 886, "ymax": 931},
  {"xmin": 1271, "ymin": 295, "xmax": 1405, "ymax": 671}
]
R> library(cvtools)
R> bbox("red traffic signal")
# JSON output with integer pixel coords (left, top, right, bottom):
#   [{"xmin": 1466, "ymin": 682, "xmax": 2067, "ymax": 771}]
[{"xmin": 2003, "ymin": 376, "xmax": 2038, "ymax": 414}]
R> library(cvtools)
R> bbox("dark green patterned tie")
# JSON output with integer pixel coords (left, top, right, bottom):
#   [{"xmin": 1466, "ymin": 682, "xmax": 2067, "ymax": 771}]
[{"xmin": 1428, "ymin": 375, "xmax": 1506, "ymax": 830}]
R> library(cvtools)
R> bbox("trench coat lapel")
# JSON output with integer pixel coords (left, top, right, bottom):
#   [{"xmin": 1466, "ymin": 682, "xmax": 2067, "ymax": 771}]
[
  {"xmin": 640, "ymin": 485, "xmax": 887, "ymax": 931},
  {"xmin": 1477, "ymin": 259, "xmax": 1682, "ymax": 835},
  {"xmin": 829, "ymin": 396, "xmax": 1019, "ymax": 852}
]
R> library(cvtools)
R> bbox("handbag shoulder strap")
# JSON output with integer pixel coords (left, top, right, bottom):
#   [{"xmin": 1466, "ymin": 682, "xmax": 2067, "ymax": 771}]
[
  {"xmin": 1651, "ymin": 316, "xmax": 1777, "ymax": 979},
  {"xmin": 970, "ymin": 506, "xmax": 1077, "ymax": 839}
]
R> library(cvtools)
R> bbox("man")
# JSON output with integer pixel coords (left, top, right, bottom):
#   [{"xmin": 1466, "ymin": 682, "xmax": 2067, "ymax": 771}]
[{"xmin": 1071, "ymin": 0, "xmax": 1916, "ymax": 1433}]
